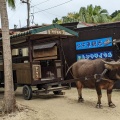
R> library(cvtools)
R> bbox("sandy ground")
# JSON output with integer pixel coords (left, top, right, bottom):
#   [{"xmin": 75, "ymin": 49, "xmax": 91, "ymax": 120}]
[{"xmin": 0, "ymin": 87, "xmax": 120, "ymax": 120}]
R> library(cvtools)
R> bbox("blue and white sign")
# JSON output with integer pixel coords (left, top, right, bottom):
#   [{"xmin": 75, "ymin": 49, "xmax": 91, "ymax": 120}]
[
  {"xmin": 76, "ymin": 37, "xmax": 112, "ymax": 50},
  {"xmin": 77, "ymin": 51, "xmax": 113, "ymax": 60}
]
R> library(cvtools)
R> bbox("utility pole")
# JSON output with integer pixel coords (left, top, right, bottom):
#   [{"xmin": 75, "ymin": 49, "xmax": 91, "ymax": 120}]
[
  {"xmin": 20, "ymin": 0, "xmax": 30, "ymax": 28},
  {"xmin": 27, "ymin": 0, "xmax": 30, "ymax": 28}
]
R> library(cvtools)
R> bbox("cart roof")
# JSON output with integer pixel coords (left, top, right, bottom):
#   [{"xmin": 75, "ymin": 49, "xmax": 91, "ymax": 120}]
[
  {"xmin": 0, "ymin": 24, "xmax": 78, "ymax": 48},
  {"xmin": 0, "ymin": 24, "xmax": 78, "ymax": 40}
]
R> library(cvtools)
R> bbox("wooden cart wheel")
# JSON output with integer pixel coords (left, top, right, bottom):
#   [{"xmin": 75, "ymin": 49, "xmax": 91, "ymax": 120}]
[
  {"xmin": 23, "ymin": 85, "xmax": 32, "ymax": 100},
  {"xmin": 52, "ymin": 84, "xmax": 62, "ymax": 95},
  {"xmin": 53, "ymin": 90, "xmax": 62, "ymax": 95}
]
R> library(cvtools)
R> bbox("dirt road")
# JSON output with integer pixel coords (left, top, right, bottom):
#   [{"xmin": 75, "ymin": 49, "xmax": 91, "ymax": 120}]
[{"xmin": 0, "ymin": 87, "xmax": 120, "ymax": 120}]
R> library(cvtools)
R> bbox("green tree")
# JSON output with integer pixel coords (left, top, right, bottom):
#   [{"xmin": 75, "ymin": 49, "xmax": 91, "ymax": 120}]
[
  {"xmin": 0, "ymin": 0, "xmax": 16, "ymax": 113},
  {"xmin": 110, "ymin": 10, "xmax": 120, "ymax": 22},
  {"xmin": 52, "ymin": 17, "xmax": 59, "ymax": 23},
  {"xmin": 111, "ymin": 10, "xmax": 120, "ymax": 18},
  {"xmin": 79, "ymin": 4, "xmax": 110, "ymax": 23},
  {"xmin": 112, "ymin": 13, "xmax": 120, "ymax": 22},
  {"xmin": 52, "ymin": 4, "xmax": 111, "ymax": 24},
  {"xmin": 67, "ymin": 12, "xmax": 80, "ymax": 22},
  {"xmin": 55, "ymin": 12, "xmax": 80, "ymax": 24}
]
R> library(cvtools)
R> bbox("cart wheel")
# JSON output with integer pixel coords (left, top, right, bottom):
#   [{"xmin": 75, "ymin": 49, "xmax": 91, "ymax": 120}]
[
  {"xmin": 23, "ymin": 85, "xmax": 32, "ymax": 100},
  {"xmin": 53, "ymin": 90, "xmax": 62, "ymax": 95},
  {"xmin": 14, "ymin": 83, "xmax": 17, "ymax": 91}
]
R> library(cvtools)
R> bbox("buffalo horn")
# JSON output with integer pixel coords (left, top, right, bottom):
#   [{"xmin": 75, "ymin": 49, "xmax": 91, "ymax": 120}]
[{"xmin": 101, "ymin": 59, "xmax": 120, "ymax": 65}]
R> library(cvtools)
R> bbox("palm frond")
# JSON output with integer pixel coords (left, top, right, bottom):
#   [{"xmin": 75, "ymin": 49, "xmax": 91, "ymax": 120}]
[{"xmin": 6, "ymin": 0, "xmax": 15, "ymax": 9}]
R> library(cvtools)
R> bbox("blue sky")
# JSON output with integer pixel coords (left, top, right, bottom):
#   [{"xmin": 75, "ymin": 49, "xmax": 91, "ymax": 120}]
[{"xmin": 0, "ymin": 0, "xmax": 120, "ymax": 29}]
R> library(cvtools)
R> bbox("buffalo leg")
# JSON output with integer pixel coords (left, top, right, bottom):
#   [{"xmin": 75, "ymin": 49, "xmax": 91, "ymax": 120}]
[
  {"xmin": 76, "ymin": 81, "xmax": 84, "ymax": 102},
  {"xmin": 95, "ymin": 82, "xmax": 103, "ymax": 108},
  {"xmin": 107, "ymin": 83, "xmax": 116, "ymax": 108}
]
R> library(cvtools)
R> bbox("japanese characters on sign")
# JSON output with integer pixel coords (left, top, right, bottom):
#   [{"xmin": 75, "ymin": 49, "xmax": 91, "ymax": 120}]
[
  {"xmin": 47, "ymin": 29, "xmax": 65, "ymax": 35},
  {"xmin": 76, "ymin": 37, "xmax": 112, "ymax": 50},
  {"xmin": 77, "ymin": 51, "xmax": 113, "ymax": 60}
]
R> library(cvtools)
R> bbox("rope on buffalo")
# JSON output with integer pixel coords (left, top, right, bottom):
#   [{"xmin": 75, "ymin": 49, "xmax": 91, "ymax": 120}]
[
  {"xmin": 94, "ymin": 69, "xmax": 113, "ymax": 83},
  {"xmin": 68, "ymin": 67, "xmax": 112, "ymax": 83},
  {"xmin": 60, "ymin": 40, "xmax": 74, "ymax": 77},
  {"xmin": 94, "ymin": 69, "xmax": 108, "ymax": 82}
]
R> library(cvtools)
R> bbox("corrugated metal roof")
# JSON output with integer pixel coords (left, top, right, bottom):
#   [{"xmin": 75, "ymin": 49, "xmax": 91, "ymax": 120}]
[
  {"xmin": 0, "ymin": 24, "xmax": 78, "ymax": 41},
  {"xmin": 33, "ymin": 42, "xmax": 56, "ymax": 50}
]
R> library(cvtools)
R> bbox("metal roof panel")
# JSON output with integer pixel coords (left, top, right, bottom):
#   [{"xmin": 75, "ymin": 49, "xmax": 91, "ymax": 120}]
[
  {"xmin": 0, "ymin": 24, "xmax": 78, "ymax": 41},
  {"xmin": 33, "ymin": 42, "xmax": 56, "ymax": 50}
]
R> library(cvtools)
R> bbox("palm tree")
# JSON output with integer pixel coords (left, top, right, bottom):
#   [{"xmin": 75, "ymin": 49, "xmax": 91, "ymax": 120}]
[
  {"xmin": 111, "ymin": 10, "xmax": 120, "ymax": 22},
  {"xmin": 52, "ymin": 17, "xmax": 59, "ymax": 23},
  {"xmin": 57, "ymin": 12, "xmax": 80, "ymax": 24},
  {"xmin": 79, "ymin": 4, "xmax": 110, "ymax": 23},
  {"xmin": 79, "ymin": 7, "xmax": 87, "ymax": 22},
  {"xmin": 111, "ymin": 10, "xmax": 120, "ymax": 18},
  {"xmin": 112, "ymin": 13, "xmax": 120, "ymax": 22},
  {"xmin": 0, "ymin": 0, "xmax": 16, "ymax": 113}
]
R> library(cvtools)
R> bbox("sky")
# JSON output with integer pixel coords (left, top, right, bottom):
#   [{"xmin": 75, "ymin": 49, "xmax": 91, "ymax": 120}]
[{"xmin": 0, "ymin": 0, "xmax": 120, "ymax": 29}]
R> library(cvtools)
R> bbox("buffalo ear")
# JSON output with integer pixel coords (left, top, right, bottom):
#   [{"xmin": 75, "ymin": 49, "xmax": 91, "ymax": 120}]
[{"xmin": 104, "ymin": 64, "xmax": 113, "ymax": 70}]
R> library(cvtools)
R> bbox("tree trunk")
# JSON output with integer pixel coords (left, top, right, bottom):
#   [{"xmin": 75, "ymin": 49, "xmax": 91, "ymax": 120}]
[{"xmin": 0, "ymin": 0, "xmax": 16, "ymax": 113}]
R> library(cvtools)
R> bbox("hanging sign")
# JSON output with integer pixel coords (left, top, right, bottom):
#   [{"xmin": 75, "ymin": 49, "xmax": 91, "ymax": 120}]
[
  {"xmin": 47, "ymin": 28, "xmax": 65, "ymax": 35},
  {"xmin": 76, "ymin": 37, "xmax": 112, "ymax": 50},
  {"xmin": 77, "ymin": 51, "xmax": 113, "ymax": 60}
]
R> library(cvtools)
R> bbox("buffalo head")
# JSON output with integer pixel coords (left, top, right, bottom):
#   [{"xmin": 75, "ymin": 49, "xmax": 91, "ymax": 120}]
[{"xmin": 102, "ymin": 60, "xmax": 120, "ymax": 80}]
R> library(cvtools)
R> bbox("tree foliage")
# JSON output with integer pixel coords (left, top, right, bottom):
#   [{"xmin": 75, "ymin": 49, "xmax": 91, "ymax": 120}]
[
  {"xmin": 52, "ymin": 17, "xmax": 59, "ymax": 23},
  {"xmin": 53, "ymin": 4, "xmax": 120, "ymax": 24},
  {"xmin": 111, "ymin": 10, "xmax": 120, "ymax": 18},
  {"xmin": 7, "ymin": 0, "xmax": 15, "ymax": 9},
  {"xmin": 53, "ymin": 12, "xmax": 80, "ymax": 24},
  {"xmin": 79, "ymin": 4, "xmax": 110, "ymax": 23},
  {"xmin": 112, "ymin": 13, "xmax": 120, "ymax": 22}
]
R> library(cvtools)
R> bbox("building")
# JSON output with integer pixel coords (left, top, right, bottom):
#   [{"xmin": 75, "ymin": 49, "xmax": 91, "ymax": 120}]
[{"xmin": 75, "ymin": 21, "xmax": 120, "ymax": 61}]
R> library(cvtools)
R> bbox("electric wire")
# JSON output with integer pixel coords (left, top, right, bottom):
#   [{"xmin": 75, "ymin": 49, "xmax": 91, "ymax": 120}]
[
  {"xmin": 30, "ymin": 5, "xmax": 52, "ymax": 25},
  {"xmin": 8, "ymin": 0, "xmax": 73, "ymax": 28},
  {"xmin": 34, "ymin": 0, "xmax": 73, "ymax": 14},
  {"xmin": 31, "ymin": 0, "xmax": 51, "ymax": 7},
  {"xmin": 30, "ymin": 3, "xmax": 63, "ymax": 25},
  {"xmin": 31, "ymin": 6, "xmax": 50, "ymax": 25},
  {"xmin": 31, "ymin": 5, "xmax": 62, "ymax": 17}
]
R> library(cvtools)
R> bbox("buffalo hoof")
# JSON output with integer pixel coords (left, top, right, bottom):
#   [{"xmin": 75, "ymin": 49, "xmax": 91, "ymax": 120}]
[
  {"xmin": 109, "ymin": 102, "xmax": 116, "ymax": 108},
  {"xmin": 96, "ymin": 103, "xmax": 103, "ymax": 109},
  {"xmin": 78, "ymin": 98, "xmax": 84, "ymax": 103}
]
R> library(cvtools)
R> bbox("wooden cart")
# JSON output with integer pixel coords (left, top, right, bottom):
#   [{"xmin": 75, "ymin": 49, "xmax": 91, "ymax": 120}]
[{"xmin": 0, "ymin": 24, "xmax": 78, "ymax": 100}]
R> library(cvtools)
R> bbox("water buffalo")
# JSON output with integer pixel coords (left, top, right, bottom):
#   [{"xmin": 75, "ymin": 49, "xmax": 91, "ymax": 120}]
[{"xmin": 66, "ymin": 59, "xmax": 120, "ymax": 108}]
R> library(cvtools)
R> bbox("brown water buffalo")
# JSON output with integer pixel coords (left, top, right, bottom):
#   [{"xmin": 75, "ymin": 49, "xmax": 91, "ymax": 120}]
[{"xmin": 66, "ymin": 59, "xmax": 120, "ymax": 108}]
